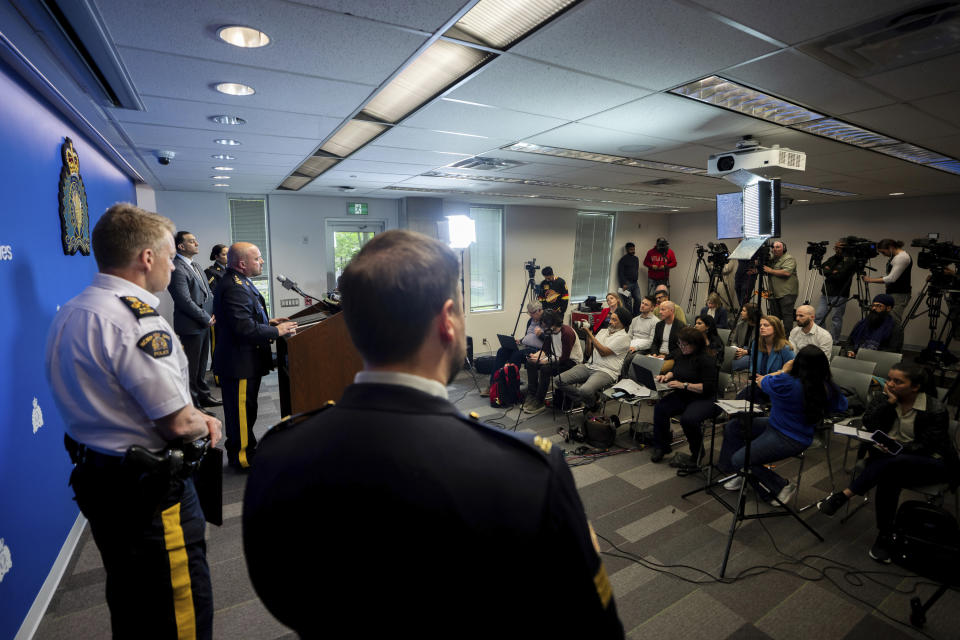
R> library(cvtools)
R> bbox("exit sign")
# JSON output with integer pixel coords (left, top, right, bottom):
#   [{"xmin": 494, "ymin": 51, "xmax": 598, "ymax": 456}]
[{"xmin": 347, "ymin": 202, "xmax": 368, "ymax": 215}]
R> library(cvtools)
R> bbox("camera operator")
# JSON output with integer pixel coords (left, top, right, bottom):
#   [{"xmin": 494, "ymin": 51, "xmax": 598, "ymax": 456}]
[
  {"xmin": 538, "ymin": 266, "xmax": 569, "ymax": 316},
  {"xmin": 523, "ymin": 310, "xmax": 582, "ymax": 416},
  {"xmin": 815, "ymin": 240, "xmax": 857, "ymax": 342},
  {"xmin": 863, "ymin": 239, "xmax": 912, "ymax": 325},
  {"xmin": 557, "ymin": 307, "xmax": 632, "ymax": 413},
  {"xmin": 644, "ymin": 237, "xmax": 677, "ymax": 295},
  {"xmin": 763, "ymin": 240, "xmax": 799, "ymax": 333},
  {"xmin": 617, "ymin": 242, "xmax": 642, "ymax": 314}
]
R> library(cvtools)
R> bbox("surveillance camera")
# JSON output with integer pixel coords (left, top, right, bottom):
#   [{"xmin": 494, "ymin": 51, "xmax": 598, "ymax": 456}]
[{"xmin": 157, "ymin": 150, "xmax": 176, "ymax": 166}]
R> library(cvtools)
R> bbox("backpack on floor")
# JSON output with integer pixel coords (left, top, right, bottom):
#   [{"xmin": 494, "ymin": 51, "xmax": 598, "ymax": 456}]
[
  {"xmin": 490, "ymin": 363, "xmax": 522, "ymax": 407},
  {"xmin": 892, "ymin": 500, "xmax": 960, "ymax": 584},
  {"xmin": 585, "ymin": 414, "xmax": 618, "ymax": 449}
]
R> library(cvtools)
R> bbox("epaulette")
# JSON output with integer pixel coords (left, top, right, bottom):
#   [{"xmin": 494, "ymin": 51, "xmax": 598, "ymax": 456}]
[
  {"xmin": 119, "ymin": 295, "xmax": 158, "ymax": 319},
  {"xmin": 233, "ymin": 274, "xmax": 243, "ymax": 285},
  {"xmin": 456, "ymin": 412, "xmax": 555, "ymax": 457},
  {"xmin": 262, "ymin": 400, "xmax": 335, "ymax": 439}
]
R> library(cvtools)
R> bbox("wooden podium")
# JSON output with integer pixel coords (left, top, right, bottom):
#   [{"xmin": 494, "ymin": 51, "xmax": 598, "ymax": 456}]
[{"xmin": 276, "ymin": 303, "xmax": 363, "ymax": 417}]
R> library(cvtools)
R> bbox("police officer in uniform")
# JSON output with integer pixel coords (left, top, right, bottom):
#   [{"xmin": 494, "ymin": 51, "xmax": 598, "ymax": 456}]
[
  {"xmin": 242, "ymin": 230, "xmax": 623, "ymax": 639},
  {"xmin": 204, "ymin": 243, "xmax": 227, "ymax": 294},
  {"xmin": 212, "ymin": 242, "xmax": 296, "ymax": 470},
  {"xmin": 45, "ymin": 203, "xmax": 221, "ymax": 639}
]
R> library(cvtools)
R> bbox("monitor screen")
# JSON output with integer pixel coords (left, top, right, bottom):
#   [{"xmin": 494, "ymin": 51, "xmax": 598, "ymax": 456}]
[{"xmin": 716, "ymin": 192, "xmax": 743, "ymax": 239}]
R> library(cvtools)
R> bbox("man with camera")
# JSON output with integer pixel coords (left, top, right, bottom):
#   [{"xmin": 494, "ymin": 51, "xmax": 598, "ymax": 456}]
[
  {"xmin": 558, "ymin": 306, "xmax": 632, "ymax": 412},
  {"xmin": 644, "ymin": 237, "xmax": 677, "ymax": 296},
  {"xmin": 815, "ymin": 240, "xmax": 857, "ymax": 342},
  {"xmin": 616, "ymin": 242, "xmax": 641, "ymax": 314},
  {"xmin": 538, "ymin": 266, "xmax": 569, "ymax": 316},
  {"xmin": 45, "ymin": 203, "xmax": 221, "ymax": 638},
  {"xmin": 763, "ymin": 240, "xmax": 799, "ymax": 333},
  {"xmin": 863, "ymin": 238, "xmax": 912, "ymax": 326}
]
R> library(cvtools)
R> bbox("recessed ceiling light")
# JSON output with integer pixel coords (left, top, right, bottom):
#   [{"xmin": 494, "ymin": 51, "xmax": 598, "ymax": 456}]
[
  {"xmin": 215, "ymin": 83, "xmax": 255, "ymax": 96},
  {"xmin": 211, "ymin": 175, "xmax": 231, "ymax": 179},
  {"xmin": 214, "ymin": 139, "xmax": 241, "ymax": 146},
  {"xmin": 212, "ymin": 166, "xmax": 234, "ymax": 171},
  {"xmin": 210, "ymin": 115, "xmax": 247, "ymax": 125},
  {"xmin": 217, "ymin": 26, "xmax": 270, "ymax": 48},
  {"xmin": 212, "ymin": 183, "xmax": 230, "ymax": 187},
  {"xmin": 211, "ymin": 154, "xmax": 235, "ymax": 160},
  {"xmin": 889, "ymin": 192, "xmax": 905, "ymax": 195},
  {"xmin": 797, "ymin": 199, "xmax": 809, "ymax": 202}
]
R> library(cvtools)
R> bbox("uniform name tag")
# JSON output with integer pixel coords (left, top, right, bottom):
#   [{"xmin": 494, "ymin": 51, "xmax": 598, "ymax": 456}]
[{"xmin": 138, "ymin": 331, "xmax": 173, "ymax": 358}]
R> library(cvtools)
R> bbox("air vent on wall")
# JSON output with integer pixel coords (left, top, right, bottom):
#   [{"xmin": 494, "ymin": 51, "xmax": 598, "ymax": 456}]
[
  {"xmin": 449, "ymin": 156, "xmax": 525, "ymax": 171},
  {"xmin": 800, "ymin": 1, "xmax": 960, "ymax": 77}
]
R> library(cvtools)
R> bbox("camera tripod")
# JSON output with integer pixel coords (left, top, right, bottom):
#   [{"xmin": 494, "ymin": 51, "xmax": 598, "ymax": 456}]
[
  {"xmin": 512, "ymin": 259, "xmax": 541, "ymax": 337},
  {"xmin": 708, "ymin": 259, "xmax": 737, "ymax": 311},
  {"xmin": 815, "ymin": 262, "xmax": 874, "ymax": 332},
  {"xmin": 684, "ymin": 246, "xmax": 710, "ymax": 318}
]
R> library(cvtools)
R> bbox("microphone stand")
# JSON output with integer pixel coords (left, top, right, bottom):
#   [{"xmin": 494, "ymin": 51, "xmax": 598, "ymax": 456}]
[{"xmin": 279, "ymin": 278, "xmax": 323, "ymax": 305}]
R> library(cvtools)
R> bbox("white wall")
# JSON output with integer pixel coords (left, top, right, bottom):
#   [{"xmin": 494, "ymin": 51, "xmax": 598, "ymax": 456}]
[{"xmin": 665, "ymin": 193, "xmax": 960, "ymax": 349}]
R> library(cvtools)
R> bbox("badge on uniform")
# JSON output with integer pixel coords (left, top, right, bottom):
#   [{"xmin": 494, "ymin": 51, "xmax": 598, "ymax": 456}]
[
  {"xmin": 138, "ymin": 331, "xmax": 173, "ymax": 358},
  {"xmin": 119, "ymin": 296, "xmax": 159, "ymax": 319}
]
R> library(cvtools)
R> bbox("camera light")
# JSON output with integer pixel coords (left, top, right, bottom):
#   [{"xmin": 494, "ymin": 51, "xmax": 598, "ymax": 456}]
[{"xmin": 444, "ymin": 215, "xmax": 476, "ymax": 249}]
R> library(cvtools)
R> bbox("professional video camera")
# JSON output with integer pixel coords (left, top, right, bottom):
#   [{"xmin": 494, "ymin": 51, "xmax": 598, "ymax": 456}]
[
  {"xmin": 706, "ymin": 241, "xmax": 729, "ymax": 271},
  {"xmin": 524, "ymin": 258, "xmax": 540, "ymax": 280},
  {"xmin": 806, "ymin": 240, "xmax": 828, "ymax": 257},
  {"xmin": 839, "ymin": 236, "xmax": 878, "ymax": 263},
  {"xmin": 912, "ymin": 237, "xmax": 960, "ymax": 290}
]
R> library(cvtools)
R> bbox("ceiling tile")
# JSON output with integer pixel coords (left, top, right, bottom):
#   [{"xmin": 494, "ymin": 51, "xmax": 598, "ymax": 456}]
[
  {"xmin": 912, "ymin": 92, "xmax": 960, "ymax": 129},
  {"xmin": 373, "ymin": 126, "xmax": 510, "ymax": 155},
  {"xmin": 842, "ymin": 103, "xmax": 960, "ymax": 143},
  {"xmin": 862, "ymin": 53, "xmax": 960, "ymax": 101},
  {"xmin": 122, "ymin": 123, "xmax": 319, "ymax": 155},
  {"xmin": 523, "ymin": 122, "xmax": 685, "ymax": 156},
  {"xmin": 403, "ymin": 100, "xmax": 567, "ymax": 141},
  {"xmin": 296, "ymin": 0, "xmax": 470, "ymax": 32},
  {"xmin": 509, "ymin": 0, "xmax": 777, "ymax": 91},
  {"xmin": 335, "ymin": 158, "xmax": 443, "ymax": 176},
  {"xmin": 350, "ymin": 145, "xmax": 470, "ymax": 167}
]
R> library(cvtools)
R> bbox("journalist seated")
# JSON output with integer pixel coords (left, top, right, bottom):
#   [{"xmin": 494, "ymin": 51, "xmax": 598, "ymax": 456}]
[
  {"xmin": 719, "ymin": 346, "xmax": 846, "ymax": 506},
  {"xmin": 842, "ymin": 294, "xmax": 899, "ymax": 357},
  {"xmin": 699, "ymin": 292, "xmax": 729, "ymax": 329},
  {"xmin": 488, "ymin": 302, "xmax": 544, "ymax": 386},
  {"xmin": 649, "ymin": 300, "xmax": 684, "ymax": 360},
  {"xmin": 620, "ymin": 295, "xmax": 658, "ymax": 378},
  {"xmin": 817, "ymin": 363, "xmax": 958, "ymax": 564},
  {"xmin": 694, "ymin": 314, "xmax": 724, "ymax": 369},
  {"xmin": 729, "ymin": 303, "xmax": 760, "ymax": 369},
  {"xmin": 556, "ymin": 307, "xmax": 631, "ymax": 413},
  {"xmin": 735, "ymin": 315, "xmax": 795, "ymax": 404},
  {"xmin": 649, "ymin": 327, "xmax": 720, "ymax": 467},
  {"xmin": 523, "ymin": 310, "xmax": 582, "ymax": 416},
  {"xmin": 591, "ymin": 292, "xmax": 632, "ymax": 333}
]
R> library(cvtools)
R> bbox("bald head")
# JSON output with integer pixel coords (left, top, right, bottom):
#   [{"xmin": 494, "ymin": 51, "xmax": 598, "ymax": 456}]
[
  {"xmin": 795, "ymin": 304, "xmax": 815, "ymax": 330},
  {"xmin": 659, "ymin": 300, "xmax": 675, "ymax": 322},
  {"xmin": 228, "ymin": 242, "xmax": 264, "ymax": 277}
]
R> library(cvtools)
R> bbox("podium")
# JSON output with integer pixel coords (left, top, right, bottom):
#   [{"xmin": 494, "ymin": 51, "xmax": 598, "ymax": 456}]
[{"xmin": 276, "ymin": 303, "xmax": 363, "ymax": 417}]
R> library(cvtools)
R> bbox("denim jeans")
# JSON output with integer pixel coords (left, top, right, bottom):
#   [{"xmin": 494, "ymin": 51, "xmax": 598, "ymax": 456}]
[
  {"xmin": 718, "ymin": 417, "xmax": 806, "ymax": 500},
  {"xmin": 815, "ymin": 295, "xmax": 846, "ymax": 343}
]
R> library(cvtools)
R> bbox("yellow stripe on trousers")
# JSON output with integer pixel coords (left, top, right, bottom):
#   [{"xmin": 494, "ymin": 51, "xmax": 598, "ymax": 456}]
[
  {"xmin": 161, "ymin": 503, "xmax": 196, "ymax": 640},
  {"xmin": 238, "ymin": 378, "xmax": 249, "ymax": 468},
  {"xmin": 209, "ymin": 327, "xmax": 218, "ymax": 385}
]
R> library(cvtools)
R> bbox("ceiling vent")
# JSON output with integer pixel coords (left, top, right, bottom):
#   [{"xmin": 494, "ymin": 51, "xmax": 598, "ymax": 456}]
[
  {"xmin": 449, "ymin": 156, "xmax": 525, "ymax": 171},
  {"xmin": 800, "ymin": 2, "xmax": 960, "ymax": 77}
]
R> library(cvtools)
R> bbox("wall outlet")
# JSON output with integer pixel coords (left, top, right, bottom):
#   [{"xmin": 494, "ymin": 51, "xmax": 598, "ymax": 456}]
[{"xmin": 482, "ymin": 338, "xmax": 488, "ymax": 346}]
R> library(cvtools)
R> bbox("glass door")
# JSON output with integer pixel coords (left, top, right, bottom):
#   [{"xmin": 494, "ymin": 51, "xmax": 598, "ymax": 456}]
[{"xmin": 325, "ymin": 220, "xmax": 384, "ymax": 290}]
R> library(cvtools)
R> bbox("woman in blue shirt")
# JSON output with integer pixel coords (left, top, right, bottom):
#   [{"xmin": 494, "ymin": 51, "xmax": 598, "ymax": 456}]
[
  {"xmin": 736, "ymin": 315, "xmax": 795, "ymax": 403},
  {"xmin": 718, "ymin": 345, "xmax": 847, "ymax": 505}
]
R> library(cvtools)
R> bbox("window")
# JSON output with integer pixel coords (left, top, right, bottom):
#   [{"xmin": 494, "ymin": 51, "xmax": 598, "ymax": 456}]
[
  {"xmin": 228, "ymin": 198, "xmax": 272, "ymax": 313},
  {"xmin": 571, "ymin": 212, "xmax": 615, "ymax": 301},
  {"xmin": 468, "ymin": 206, "xmax": 503, "ymax": 312}
]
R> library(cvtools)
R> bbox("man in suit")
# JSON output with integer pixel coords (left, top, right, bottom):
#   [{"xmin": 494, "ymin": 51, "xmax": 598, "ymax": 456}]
[
  {"xmin": 650, "ymin": 300, "xmax": 685, "ymax": 358},
  {"xmin": 242, "ymin": 230, "xmax": 623, "ymax": 638},
  {"xmin": 168, "ymin": 231, "xmax": 220, "ymax": 408},
  {"xmin": 212, "ymin": 242, "xmax": 297, "ymax": 470}
]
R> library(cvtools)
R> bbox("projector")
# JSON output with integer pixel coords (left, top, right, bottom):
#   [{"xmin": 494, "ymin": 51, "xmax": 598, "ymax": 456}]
[{"xmin": 707, "ymin": 145, "xmax": 806, "ymax": 177}]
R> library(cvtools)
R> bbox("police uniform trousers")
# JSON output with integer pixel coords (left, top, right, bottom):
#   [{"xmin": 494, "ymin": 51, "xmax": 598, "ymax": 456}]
[
  {"xmin": 70, "ymin": 459, "xmax": 212, "ymax": 639},
  {"xmin": 179, "ymin": 330, "xmax": 212, "ymax": 405},
  {"xmin": 220, "ymin": 375, "xmax": 261, "ymax": 468},
  {"xmin": 208, "ymin": 326, "xmax": 218, "ymax": 386}
]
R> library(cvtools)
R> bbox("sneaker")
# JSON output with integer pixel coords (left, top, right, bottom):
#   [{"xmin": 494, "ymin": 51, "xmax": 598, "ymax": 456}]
[
  {"xmin": 869, "ymin": 534, "xmax": 894, "ymax": 564},
  {"xmin": 723, "ymin": 476, "xmax": 743, "ymax": 491},
  {"xmin": 525, "ymin": 400, "xmax": 546, "ymax": 416},
  {"xmin": 650, "ymin": 446, "xmax": 671, "ymax": 463},
  {"xmin": 816, "ymin": 492, "xmax": 849, "ymax": 517},
  {"xmin": 770, "ymin": 483, "xmax": 797, "ymax": 507}
]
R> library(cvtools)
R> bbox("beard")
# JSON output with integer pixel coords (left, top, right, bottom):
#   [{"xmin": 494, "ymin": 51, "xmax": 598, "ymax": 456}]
[{"xmin": 867, "ymin": 310, "xmax": 888, "ymax": 329}]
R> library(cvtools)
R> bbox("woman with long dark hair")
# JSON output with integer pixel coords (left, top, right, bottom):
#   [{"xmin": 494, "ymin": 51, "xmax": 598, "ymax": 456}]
[
  {"xmin": 717, "ymin": 345, "xmax": 847, "ymax": 505},
  {"xmin": 694, "ymin": 314, "xmax": 724, "ymax": 368},
  {"xmin": 729, "ymin": 303, "xmax": 759, "ymax": 369}
]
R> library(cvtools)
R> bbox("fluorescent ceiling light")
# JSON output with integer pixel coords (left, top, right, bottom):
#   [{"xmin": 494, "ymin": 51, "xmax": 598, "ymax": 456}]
[
  {"xmin": 889, "ymin": 192, "xmax": 905, "ymax": 196},
  {"xmin": 214, "ymin": 139, "xmax": 241, "ymax": 146},
  {"xmin": 217, "ymin": 26, "xmax": 270, "ymax": 48},
  {"xmin": 504, "ymin": 142, "xmax": 626, "ymax": 164},
  {"xmin": 279, "ymin": 175, "xmax": 312, "ymax": 190},
  {"xmin": 210, "ymin": 175, "xmax": 231, "ymax": 179},
  {"xmin": 670, "ymin": 76, "xmax": 823, "ymax": 126},
  {"xmin": 363, "ymin": 41, "xmax": 491, "ymax": 123},
  {"xmin": 320, "ymin": 120, "xmax": 389, "ymax": 157},
  {"xmin": 212, "ymin": 183, "xmax": 229, "ymax": 187},
  {"xmin": 212, "ymin": 166, "xmax": 234, "ymax": 171},
  {"xmin": 872, "ymin": 143, "xmax": 950, "ymax": 164},
  {"xmin": 211, "ymin": 154, "xmax": 235, "ymax": 160},
  {"xmin": 297, "ymin": 156, "xmax": 339, "ymax": 178},
  {"xmin": 781, "ymin": 182, "xmax": 857, "ymax": 196},
  {"xmin": 210, "ymin": 115, "xmax": 246, "ymax": 125},
  {"xmin": 617, "ymin": 158, "xmax": 708, "ymax": 174},
  {"xmin": 215, "ymin": 82, "xmax": 255, "ymax": 96},
  {"xmin": 445, "ymin": 0, "xmax": 578, "ymax": 49},
  {"xmin": 789, "ymin": 118, "xmax": 898, "ymax": 148},
  {"xmin": 927, "ymin": 159, "xmax": 960, "ymax": 175}
]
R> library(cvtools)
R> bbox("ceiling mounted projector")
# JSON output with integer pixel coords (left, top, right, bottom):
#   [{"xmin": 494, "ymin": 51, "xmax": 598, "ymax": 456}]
[{"xmin": 708, "ymin": 144, "xmax": 806, "ymax": 177}]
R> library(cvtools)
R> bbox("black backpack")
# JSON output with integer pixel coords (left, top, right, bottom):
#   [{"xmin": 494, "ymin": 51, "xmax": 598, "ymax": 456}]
[
  {"xmin": 892, "ymin": 500, "xmax": 960, "ymax": 584},
  {"xmin": 490, "ymin": 363, "xmax": 522, "ymax": 407}
]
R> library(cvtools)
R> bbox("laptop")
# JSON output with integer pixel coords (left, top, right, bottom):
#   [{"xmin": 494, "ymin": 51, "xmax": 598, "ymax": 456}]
[
  {"xmin": 496, "ymin": 334, "xmax": 518, "ymax": 351},
  {"xmin": 632, "ymin": 364, "xmax": 673, "ymax": 393}
]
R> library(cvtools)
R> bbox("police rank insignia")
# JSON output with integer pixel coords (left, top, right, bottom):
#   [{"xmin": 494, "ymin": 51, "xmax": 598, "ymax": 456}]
[
  {"xmin": 58, "ymin": 137, "xmax": 91, "ymax": 256},
  {"xmin": 119, "ymin": 296, "xmax": 159, "ymax": 319},
  {"xmin": 138, "ymin": 331, "xmax": 172, "ymax": 358}
]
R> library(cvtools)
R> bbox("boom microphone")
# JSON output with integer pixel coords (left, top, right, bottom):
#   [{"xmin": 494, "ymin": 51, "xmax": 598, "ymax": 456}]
[{"xmin": 277, "ymin": 274, "xmax": 298, "ymax": 291}]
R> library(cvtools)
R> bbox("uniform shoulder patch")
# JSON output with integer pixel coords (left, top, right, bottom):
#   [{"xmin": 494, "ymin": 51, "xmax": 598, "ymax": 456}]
[
  {"xmin": 137, "ymin": 330, "xmax": 173, "ymax": 358},
  {"xmin": 533, "ymin": 435, "xmax": 553, "ymax": 455},
  {"xmin": 119, "ymin": 296, "xmax": 158, "ymax": 319}
]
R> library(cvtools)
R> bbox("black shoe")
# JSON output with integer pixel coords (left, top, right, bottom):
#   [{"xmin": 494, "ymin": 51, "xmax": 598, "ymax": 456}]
[
  {"xmin": 650, "ymin": 446, "xmax": 671, "ymax": 463},
  {"xmin": 816, "ymin": 492, "xmax": 849, "ymax": 516},
  {"xmin": 199, "ymin": 395, "xmax": 223, "ymax": 407},
  {"xmin": 869, "ymin": 533, "xmax": 894, "ymax": 564}
]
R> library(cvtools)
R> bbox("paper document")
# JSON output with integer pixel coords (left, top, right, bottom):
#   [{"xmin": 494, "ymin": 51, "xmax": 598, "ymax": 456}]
[
  {"xmin": 715, "ymin": 399, "xmax": 762, "ymax": 414},
  {"xmin": 833, "ymin": 423, "xmax": 872, "ymax": 441},
  {"xmin": 610, "ymin": 379, "xmax": 651, "ymax": 398}
]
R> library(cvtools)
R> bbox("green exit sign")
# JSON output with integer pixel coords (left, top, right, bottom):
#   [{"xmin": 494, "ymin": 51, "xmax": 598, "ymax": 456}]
[{"xmin": 347, "ymin": 202, "xmax": 368, "ymax": 215}]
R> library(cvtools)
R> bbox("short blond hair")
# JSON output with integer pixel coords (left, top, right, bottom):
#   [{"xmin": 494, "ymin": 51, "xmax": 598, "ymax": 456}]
[{"xmin": 91, "ymin": 202, "xmax": 175, "ymax": 270}]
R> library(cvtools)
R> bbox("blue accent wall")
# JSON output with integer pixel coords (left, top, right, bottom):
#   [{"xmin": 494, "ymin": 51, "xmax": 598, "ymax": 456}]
[{"xmin": 0, "ymin": 56, "xmax": 135, "ymax": 638}]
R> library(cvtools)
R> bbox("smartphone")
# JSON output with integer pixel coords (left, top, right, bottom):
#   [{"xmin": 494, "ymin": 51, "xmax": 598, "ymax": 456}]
[
  {"xmin": 611, "ymin": 390, "xmax": 628, "ymax": 399},
  {"xmin": 870, "ymin": 430, "xmax": 903, "ymax": 455}
]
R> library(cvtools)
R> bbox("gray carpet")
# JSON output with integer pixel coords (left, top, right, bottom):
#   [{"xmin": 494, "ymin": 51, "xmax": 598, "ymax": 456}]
[{"xmin": 34, "ymin": 369, "xmax": 960, "ymax": 639}]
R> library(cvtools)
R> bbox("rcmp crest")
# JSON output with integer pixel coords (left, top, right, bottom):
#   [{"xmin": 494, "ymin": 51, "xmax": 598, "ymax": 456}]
[{"xmin": 58, "ymin": 137, "xmax": 90, "ymax": 256}]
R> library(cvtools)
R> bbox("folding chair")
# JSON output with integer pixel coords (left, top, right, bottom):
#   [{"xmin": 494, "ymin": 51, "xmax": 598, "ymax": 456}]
[
  {"xmin": 831, "ymin": 357, "xmax": 877, "ymax": 375},
  {"xmin": 855, "ymin": 348, "xmax": 902, "ymax": 378}
]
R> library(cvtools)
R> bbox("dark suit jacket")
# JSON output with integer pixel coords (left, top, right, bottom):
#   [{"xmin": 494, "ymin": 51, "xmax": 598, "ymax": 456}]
[
  {"xmin": 651, "ymin": 318, "xmax": 684, "ymax": 355},
  {"xmin": 212, "ymin": 268, "xmax": 278, "ymax": 379},
  {"xmin": 204, "ymin": 262, "xmax": 226, "ymax": 294},
  {"xmin": 243, "ymin": 383, "xmax": 624, "ymax": 639},
  {"xmin": 699, "ymin": 305, "xmax": 729, "ymax": 329},
  {"xmin": 168, "ymin": 255, "xmax": 213, "ymax": 335}
]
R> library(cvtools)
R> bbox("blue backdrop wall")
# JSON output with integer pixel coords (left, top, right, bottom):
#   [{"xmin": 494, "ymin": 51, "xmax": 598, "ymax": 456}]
[{"xmin": 0, "ymin": 56, "xmax": 135, "ymax": 637}]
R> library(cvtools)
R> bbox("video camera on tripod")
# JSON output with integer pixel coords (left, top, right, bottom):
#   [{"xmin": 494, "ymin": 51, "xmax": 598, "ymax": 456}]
[
  {"xmin": 913, "ymin": 237, "xmax": 960, "ymax": 290},
  {"xmin": 524, "ymin": 258, "xmax": 540, "ymax": 280},
  {"xmin": 706, "ymin": 242, "xmax": 729, "ymax": 274},
  {"xmin": 839, "ymin": 236, "xmax": 879, "ymax": 264}
]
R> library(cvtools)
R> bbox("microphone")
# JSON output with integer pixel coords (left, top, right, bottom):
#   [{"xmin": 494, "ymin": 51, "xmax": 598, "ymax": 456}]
[{"xmin": 277, "ymin": 274, "xmax": 298, "ymax": 291}]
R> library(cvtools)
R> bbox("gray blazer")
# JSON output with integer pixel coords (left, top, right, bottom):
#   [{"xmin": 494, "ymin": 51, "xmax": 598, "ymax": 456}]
[{"xmin": 168, "ymin": 255, "xmax": 213, "ymax": 335}]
